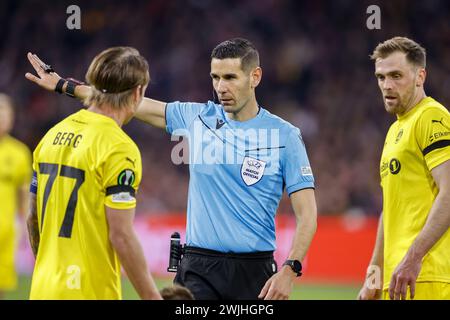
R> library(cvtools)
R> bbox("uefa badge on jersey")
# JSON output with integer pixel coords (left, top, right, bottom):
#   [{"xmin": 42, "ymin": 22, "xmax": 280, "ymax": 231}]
[
  {"xmin": 118, "ymin": 169, "xmax": 135, "ymax": 186},
  {"xmin": 241, "ymin": 156, "xmax": 266, "ymax": 186}
]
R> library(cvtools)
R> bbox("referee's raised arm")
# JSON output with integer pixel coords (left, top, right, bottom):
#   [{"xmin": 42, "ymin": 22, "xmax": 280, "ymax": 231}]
[
  {"xmin": 25, "ymin": 52, "xmax": 90, "ymax": 101},
  {"xmin": 134, "ymin": 97, "xmax": 167, "ymax": 129},
  {"xmin": 25, "ymin": 52, "xmax": 167, "ymax": 129}
]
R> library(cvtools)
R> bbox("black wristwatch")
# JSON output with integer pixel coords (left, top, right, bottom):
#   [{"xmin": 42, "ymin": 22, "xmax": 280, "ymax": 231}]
[
  {"xmin": 283, "ymin": 259, "xmax": 302, "ymax": 277},
  {"xmin": 65, "ymin": 79, "xmax": 77, "ymax": 97}
]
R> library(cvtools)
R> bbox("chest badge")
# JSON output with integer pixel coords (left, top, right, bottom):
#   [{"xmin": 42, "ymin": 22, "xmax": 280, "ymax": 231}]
[
  {"xmin": 241, "ymin": 156, "xmax": 266, "ymax": 186},
  {"xmin": 395, "ymin": 129, "xmax": 403, "ymax": 144}
]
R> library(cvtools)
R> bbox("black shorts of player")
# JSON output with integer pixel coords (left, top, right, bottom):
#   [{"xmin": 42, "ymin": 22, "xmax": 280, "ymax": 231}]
[{"xmin": 174, "ymin": 246, "xmax": 277, "ymax": 300}]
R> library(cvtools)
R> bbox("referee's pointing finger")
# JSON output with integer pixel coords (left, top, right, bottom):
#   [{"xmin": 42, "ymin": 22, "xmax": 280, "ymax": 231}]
[
  {"xmin": 25, "ymin": 72, "xmax": 41, "ymax": 84},
  {"xmin": 27, "ymin": 52, "xmax": 43, "ymax": 74}
]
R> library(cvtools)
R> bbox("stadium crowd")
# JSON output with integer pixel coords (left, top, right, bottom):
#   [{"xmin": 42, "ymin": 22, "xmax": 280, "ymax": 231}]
[{"xmin": 1, "ymin": 0, "xmax": 449, "ymax": 215}]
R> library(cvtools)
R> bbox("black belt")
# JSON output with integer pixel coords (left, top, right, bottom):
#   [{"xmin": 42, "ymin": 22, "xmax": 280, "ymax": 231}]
[{"xmin": 184, "ymin": 246, "xmax": 273, "ymax": 260}]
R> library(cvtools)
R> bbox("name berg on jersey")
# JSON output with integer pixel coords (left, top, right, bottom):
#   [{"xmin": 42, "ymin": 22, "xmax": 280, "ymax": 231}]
[{"xmin": 52, "ymin": 131, "xmax": 83, "ymax": 148}]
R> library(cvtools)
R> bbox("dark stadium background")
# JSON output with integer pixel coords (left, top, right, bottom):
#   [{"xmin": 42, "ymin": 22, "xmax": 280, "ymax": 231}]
[{"xmin": 1, "ymin": 0, "xmax": 449, "ymax": 299}]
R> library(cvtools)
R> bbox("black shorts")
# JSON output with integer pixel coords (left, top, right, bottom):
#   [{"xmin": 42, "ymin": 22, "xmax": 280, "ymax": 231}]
[{"xmin": 174, "ymin": 246, "xmax": 277, "ymax": 300}]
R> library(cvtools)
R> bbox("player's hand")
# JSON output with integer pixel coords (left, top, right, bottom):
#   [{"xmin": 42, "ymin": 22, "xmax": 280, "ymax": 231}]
[
  {"xmin": 25, "ymin": 52, "xmax": 62, "ymax": 91},
  {"xmin": 357, "ymin": 267, "xmax": 383, "ymax": 300},
  {"xmin": 258, "ymin": 266, "xmax": 295, "ymax": 300},
  {"xmin": 388, "ymin": 256, "xmax": 422, "ymax": 300},
  {"xmin": 357, "ymin": 283, "xmax": 382, "ymax": 300}
]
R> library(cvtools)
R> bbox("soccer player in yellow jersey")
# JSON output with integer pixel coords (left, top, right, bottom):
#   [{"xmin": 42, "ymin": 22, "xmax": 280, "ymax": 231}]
[
  {"xmin": 358, "ymin": 37, "xmax": 450, "ymax": 300},
  {"xmin": 0, "ymin": 94, "xmax": 32, "ymax": 299},
  {"xmin": 26, "ymin": 47, "xmax": 161, "ymax": 299}
]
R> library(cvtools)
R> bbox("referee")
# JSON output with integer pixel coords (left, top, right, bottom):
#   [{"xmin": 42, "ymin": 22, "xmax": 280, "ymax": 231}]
[{"xmin": 25, "ymin": 38, "xmax": 317, "ymax": 300}]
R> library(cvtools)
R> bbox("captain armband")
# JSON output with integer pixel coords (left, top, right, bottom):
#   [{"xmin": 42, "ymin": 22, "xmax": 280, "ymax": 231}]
[
  {"xmin": 30, "ymin": 171, "xmax": 38, "ymax": 195},
  {"xmin": 106, "ymin": 185, "xmax": 136, "ymax": 203}
]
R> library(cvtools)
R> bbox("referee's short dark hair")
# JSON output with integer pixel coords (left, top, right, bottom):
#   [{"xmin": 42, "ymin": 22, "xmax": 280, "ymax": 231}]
[{"xmin": 211, "ymin": 38, "xmax": 260, "ymax": 72}]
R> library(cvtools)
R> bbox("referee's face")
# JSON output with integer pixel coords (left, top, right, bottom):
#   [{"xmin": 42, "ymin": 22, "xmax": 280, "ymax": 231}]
[
  {"xmin": 210, "ymin": 58, "xmax": 256, "ymax": 114},
  {"xmin": 374, "ymin": 51, "xmax": 425, "ymax": 116}
]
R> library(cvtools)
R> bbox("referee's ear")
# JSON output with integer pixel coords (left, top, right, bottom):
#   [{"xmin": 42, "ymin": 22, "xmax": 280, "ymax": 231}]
[{"xmin": 250, "ymin": 67, "xmax": 262, "ymax": 89}]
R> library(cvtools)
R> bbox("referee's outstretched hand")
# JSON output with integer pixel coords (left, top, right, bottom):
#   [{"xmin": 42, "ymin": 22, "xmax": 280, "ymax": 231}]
[
  {"xmin": 258, "ymin": 267, "xmax": 295, "ymax": 300},
  {"xmin": 25, "ymin": 52, "xmax": 62, "ymax": 92}
]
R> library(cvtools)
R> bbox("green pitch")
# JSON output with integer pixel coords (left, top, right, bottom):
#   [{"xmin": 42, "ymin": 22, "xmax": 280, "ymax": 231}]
[{"xmin": 5, "ymin": 275, "xmax": 360, "ymax": 300}]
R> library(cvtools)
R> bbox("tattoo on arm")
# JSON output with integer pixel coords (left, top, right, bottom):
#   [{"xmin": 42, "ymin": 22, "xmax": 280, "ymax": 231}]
[{"xmin": 27, "ymin": 194, "xmax": 40, "ymax": 258}]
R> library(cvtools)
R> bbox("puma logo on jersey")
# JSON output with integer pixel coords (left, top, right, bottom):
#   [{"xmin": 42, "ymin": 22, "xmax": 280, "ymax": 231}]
[
  {"xmin": 126, "ymin": 157, "xmax": 136, "ymax": 167},
  {"xmin": 432, "ymin": 118, "xmax": 450, "ymax": 130}
]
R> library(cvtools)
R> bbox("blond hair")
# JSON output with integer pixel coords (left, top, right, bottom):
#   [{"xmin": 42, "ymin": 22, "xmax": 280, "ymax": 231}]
[
  {"xmin": 371, "ymin": 37, "xmax": 426, "ymax": 68},
  {"xmin": 85, "ymin": 47, "xmax": 149, "ymax": 109}
]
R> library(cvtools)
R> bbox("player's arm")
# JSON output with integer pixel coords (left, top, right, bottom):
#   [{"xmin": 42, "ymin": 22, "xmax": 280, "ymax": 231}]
[
  {"xmin": 106, "ymin": 206, "xmax": 162, "ymax": 300},
  {"xmin": 389, "ymin": 159, "xmax": 450, "ymax": 300},
  {"xmin": 26, "ymin": 193, "xmax": 39, "ymax": 258},
  {"xmin": 25, "ymin": 53, "xmax": 167, "ymax": 129},
  {"xmin": 358, "ymin": 213, "xmax": 383, "ymax": 300},
  {"xmin": 259, "ymin": 188, "xmax": 317, "ymax": 300}
]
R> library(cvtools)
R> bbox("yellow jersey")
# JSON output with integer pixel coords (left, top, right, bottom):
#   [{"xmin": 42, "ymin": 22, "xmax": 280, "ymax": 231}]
[
  {"xmin": 380, "ymin": 97, "xmax": 450, "ymax": 289},
  {"xmin": 29, "ymin": 109, "xmax": 142, "ymax": 300},
  {"xmin": 0, "ymin": 135, "xmax": 31, "ymax": 290}
]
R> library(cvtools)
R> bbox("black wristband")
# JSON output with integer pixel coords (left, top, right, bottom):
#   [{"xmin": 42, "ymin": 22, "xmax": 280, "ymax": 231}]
[
  {"xmin": 65, "ymin": 80, "xmax": 77, "ymax": 98},
  {"xmin": 55, "ymin": 78, "xmax": 66, "ymax": 94}
]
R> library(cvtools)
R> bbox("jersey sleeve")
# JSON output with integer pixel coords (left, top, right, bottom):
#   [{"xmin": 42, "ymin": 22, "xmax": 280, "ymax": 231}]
[
  {"xmin": 282, "ymin": 128, "xmax": 315, "ymax": 196},
  {"xmin": 103, "ymin": 143, "xmax": 142, "ymax": 210},
  {"xmin": 165, "ymin": 101, "xmax": 205, "ymax": 135},
  {"xmin": 31, "ymin": 140, "xmax": 43, "ymax": 193},
  {"xmin": 416, "ymin": 107, "xmax": 450, "ymax": 170}
]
